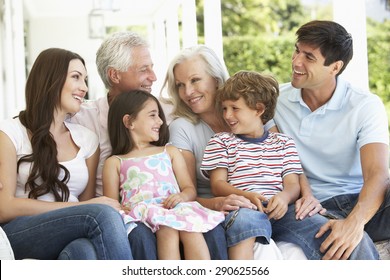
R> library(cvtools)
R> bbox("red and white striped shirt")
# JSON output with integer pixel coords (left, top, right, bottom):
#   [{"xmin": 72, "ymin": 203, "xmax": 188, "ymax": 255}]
[{"xmin": 200, "ymin": 131, "xmax": 303, "ymax": 199}]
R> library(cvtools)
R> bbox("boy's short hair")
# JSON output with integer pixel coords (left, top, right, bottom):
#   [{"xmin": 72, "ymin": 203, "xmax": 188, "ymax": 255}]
[{"xmin": 216, "ymin": 70, "xmax": 279, "ymax": 124}]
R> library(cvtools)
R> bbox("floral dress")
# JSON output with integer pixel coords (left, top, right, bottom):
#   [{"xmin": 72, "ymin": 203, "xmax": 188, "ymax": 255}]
[{"xmin": 118, "ymin": 148, "xmax": 225, "ymax": 234}]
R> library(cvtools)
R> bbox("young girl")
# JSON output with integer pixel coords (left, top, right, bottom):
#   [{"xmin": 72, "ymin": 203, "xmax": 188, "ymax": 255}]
[{"xmin": 103, "ymin": 90, "xmax": 225, "ymax": 260}]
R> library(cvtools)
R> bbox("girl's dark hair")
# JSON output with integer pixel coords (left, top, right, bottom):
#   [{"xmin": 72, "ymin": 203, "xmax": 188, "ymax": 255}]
[
  {"xmin": 108, "ymin": 90, "xmax": 169, "ymax": 155},
  {"xmin": 18, "ymin": 48, "xmax": 85, "ymax": 201}
]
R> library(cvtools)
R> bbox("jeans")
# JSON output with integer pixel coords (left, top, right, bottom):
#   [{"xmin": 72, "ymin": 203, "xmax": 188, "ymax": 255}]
[
  {"xmin": 360, "ymin": 187, "xmax": 390, "ymax": 241},
  {"xmin": 271, "ymin": 191, "xmax": 386, "ymax": 260},
  {"xmin": 224, "ymin": 208, "xmax": 271, "ymax": 247},
  {"xmin": 128, "ymin": 222, "xmax": 228, "ymax": 260},
  {"xmin": 2, "ymin": 204, "xmax": 133, "ymax": 260},
  {"xmin": 58, "ymin": 238, "xmax": 97, "ymax": 260},
  {"xmin": 128, "ymin": 222, "xmax": 157, "ymax": 260}
]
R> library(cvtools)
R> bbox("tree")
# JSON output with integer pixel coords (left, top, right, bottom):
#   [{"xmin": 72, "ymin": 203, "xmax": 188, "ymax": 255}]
[{"xmin": 196, "ymin": 0, "xmax": 305, "ymax": 37}]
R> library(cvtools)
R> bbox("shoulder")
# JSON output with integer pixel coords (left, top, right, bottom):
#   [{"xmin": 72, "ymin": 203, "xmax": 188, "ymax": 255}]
[
  {"xmin": 268, "ymin": 131, "xmax": 294, "ymax": 141},
  {"xmin": 169, "ymin": 118, "xmax": 201, "ymax": 142},
  {"xmin": 279, "ymin": 82, "xmax": 297, "ymax": 95},
  {"xmin": 103, "ymin": 155, "xmax": 121, "ymax": 171},
  {"xmin": 66, "ymin": 122, "xmax": 97, "ymax": 138},
  {"xmin": 267, "ymin": 132, "xmax": 297, "ymax": 148},
  {"xmin": 66, "ymin": 122, "xmax": 98, "ymax": 151},
  {"xmin": 269, "ymin": 131, "xmax": 292, "ymax": 140},
  {"xmin": 70, "ymin": 97, "xmax": 107, "ymax": 123},
  {"xmin": 105, "ymin": 155, "xmax": 121, "ymax": 165},
  {"xmin": 207, "ymin": 132, "xmax": 237, "ymax": 148},
  {"xmin": 165, "ymin": 143, "xmax": 181, "ymax": 156},
  {"xmin": 0, "ymin": 118, "xmax": 23, "ymax": 131},
  {"xmin": 169, "ymin": 117, "xmax": 194, "ymax": 130},
  {"xmin": 210, "ymin": 132, "xmax": 234, "ymax": 141},
  {"xmin": 0, "ymin": 118, "xmax": 26, "ymax": 140}
]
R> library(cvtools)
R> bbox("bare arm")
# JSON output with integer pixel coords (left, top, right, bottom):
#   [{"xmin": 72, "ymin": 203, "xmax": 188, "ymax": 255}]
[
  {"xmin": 180, "ymin": 149, "xmax": 255, "ymax": 212},
  {"xmin": 78, "ymin": 146, "xmax": 100, "ymax": 201},
  {"xmin": 102, "ymin": 156, "xmax": 121, "ymax": 201},
  {"xmin": 294, "ymin": 173, "xmax": 326, "ymax": 219},
  {"xmin": 0, "ymin": 132, "xmax": 120, "ymax": 223},
  {"xmin": 266, "ymin": 173, "xmax": 300, "ymax": 220},
  {"xmin": 317, "ymin": 143, "xmax": 389, "ymax": 260},
  {"xmin": 163, "ymin": 145, "xmax": 196, "ymax": 208},
  {"xmin": 210, "ymin": 167, "xmax": 267, "ymax": 211}
]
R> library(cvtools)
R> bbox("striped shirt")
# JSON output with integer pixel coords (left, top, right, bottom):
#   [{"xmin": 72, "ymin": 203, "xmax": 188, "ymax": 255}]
[{"xmin": 200, "ymin": 131, "xmax": 303, "ymax": 198}]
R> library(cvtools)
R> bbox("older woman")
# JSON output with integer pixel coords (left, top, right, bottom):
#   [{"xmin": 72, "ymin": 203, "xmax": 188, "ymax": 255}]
[{"xmin": 160, "ymin": 45, "xmax": 309, "ymax": 259}]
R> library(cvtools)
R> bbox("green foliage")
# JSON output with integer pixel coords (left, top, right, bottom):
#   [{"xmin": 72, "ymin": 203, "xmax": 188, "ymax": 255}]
[
  {"xmin": 366, "ymin": 18, "xmax": 390, "ymax": 102},
  {"xmin": 197, "ymin": 0, "xmax": 306, "ymax": 37},
  {"xmin": 196, "ymin": 0, "xmax": 389, "ymax": 121},
  {"xmin": 222, "ymin": 35, "xmax": 295, "ymax": 84}
]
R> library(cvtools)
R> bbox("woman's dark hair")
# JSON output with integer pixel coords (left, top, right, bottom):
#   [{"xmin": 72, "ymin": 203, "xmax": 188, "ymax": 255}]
[
  {"xmin": 108, "ymin": 90, "xmax": 169, "ymax": 156},
  {"xmin": 18, "ymin": 48, "xmax": 85, "ymax": 201}
]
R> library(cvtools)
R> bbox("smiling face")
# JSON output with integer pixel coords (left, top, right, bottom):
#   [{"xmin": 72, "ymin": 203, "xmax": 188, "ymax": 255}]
[
  {"xmin": 222, "ymin": 97, "xmax": 264, "ymax": 138},
  {"xmin": 59, "ymin": 59, "xmax": 88, "ymax": 115},
  {"xmin": 117, "ymin": 46, "xmax": 157, "ymax": 93},
  {"xmin": 129, "ymin": 98, "xmax": 163, "ymax": 144},
  {"xmin": 173, "ymin": 56, "xmax": 218, "ymax": 116},
  {"xmin": 291, "ymin": 42, "xmax": 339, "ymax": 91}
]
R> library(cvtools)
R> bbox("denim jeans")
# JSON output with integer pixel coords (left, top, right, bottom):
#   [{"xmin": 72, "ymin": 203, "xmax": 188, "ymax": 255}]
[
  {"xmin": 224, "ymin": 208, "xmax": 271, "ymax": 247},
  {"xmin": 271, "ymin": 191, "xmax": 388, "ymax": 260},
  {"xmin": 2, "ymin": 204, "xmax": 133, "ymax": 260},
  {"xmin": 128, "ymin": 222, "xmax": 228, "ymax": 260},
  {"xmin": 57, "ymin": 238, "xmax": 97, "ymax": 260},
  {"xmin": 360, "ymin": 187, "xmax": 390, "ymax": 241}
]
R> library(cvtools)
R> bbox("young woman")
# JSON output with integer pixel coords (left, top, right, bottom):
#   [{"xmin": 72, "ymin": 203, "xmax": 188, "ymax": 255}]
[{"xmin": 0, "ymin": 48, "xmax": 132, "ymax": 260}]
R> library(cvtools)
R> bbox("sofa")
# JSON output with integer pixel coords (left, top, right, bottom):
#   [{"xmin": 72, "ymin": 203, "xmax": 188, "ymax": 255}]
[
  {"xmin": 1, "ymin": 225, "xmax": 389, "ymax": 260},
  {"xmin": 0, "ymin": 226, "xmax": 14, "ymax": 260}
]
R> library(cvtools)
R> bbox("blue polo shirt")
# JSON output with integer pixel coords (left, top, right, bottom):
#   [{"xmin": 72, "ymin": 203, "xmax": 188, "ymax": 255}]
[{"xmin": 273, "ymin": 78, "xmax": 389, "ymax": 202}]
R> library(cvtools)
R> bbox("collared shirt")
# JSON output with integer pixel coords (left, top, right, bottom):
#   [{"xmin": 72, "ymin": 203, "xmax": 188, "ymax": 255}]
[
  {"xmin": 68, "ymin": 96, "xmax": 110, "ymax": 196},
  {"xmin": 273, "ymin": 78, "xmax": 389, "ymax": 202}
]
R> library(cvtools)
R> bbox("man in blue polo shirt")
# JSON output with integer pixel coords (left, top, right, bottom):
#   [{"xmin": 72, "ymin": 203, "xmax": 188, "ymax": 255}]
[{"xmin": 270, "ymin": 20, "xmax": 390, "ymax": 260}]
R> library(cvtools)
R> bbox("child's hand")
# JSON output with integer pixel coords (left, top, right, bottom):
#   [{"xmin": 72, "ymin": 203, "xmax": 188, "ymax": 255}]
[
  {"xmin": 264, "ymin": 193, "xmax": 289, "ymax": 220},
  {"xmin": 245, "ymin": 192, "xmax": 268, "ymax": 213},
  {"xmin": 121, "ymin": 205, "xmax": 131, "ymax": 214},
  {"xmin": 163, "ymin": 193, "xmax": 185, "ymax": 209}
]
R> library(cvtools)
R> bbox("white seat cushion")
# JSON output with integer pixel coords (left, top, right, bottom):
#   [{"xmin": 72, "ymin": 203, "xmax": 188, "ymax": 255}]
[{"xmin": 0, "ymin": 226, "xmax": 14, "ymax": 260}]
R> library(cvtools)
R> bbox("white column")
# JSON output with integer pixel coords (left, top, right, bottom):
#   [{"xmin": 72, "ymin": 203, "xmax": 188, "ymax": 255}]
[
  {"xmin": 11, "ymin": 0, "xmax": 26, "ymax": 115},
  {"xmin": 203, "ymin": 0, "xmax": 223, "ymax": 61},
  {"xmin": 0, "ymin": 0, "xmax": 25, "ymax": 120},
  {"xmin": 165, "ymin": 5, "xmax": 180, "ymax": 61},
  {"xmin": 333, "ymin": 0, "xmax": 369, "ymax": 90},
  {"xmin": 181, "ymin": 0, "xmax": 198, "ymax": 48},
  {"xmin": 0, "ymin": 0, "xmax": 5, "ymax": 120}
]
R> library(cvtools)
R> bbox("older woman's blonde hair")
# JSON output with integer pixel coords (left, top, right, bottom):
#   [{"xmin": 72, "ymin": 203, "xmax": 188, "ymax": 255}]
[{"xmin": 160, "ymin": 45, "xmax": 229, "ymax": 124}]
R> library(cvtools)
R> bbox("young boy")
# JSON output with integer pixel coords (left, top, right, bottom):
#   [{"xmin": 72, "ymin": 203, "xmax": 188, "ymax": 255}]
[{"xmin": 201, "ymin": 70, "xmax": 303, "ymax": 259}]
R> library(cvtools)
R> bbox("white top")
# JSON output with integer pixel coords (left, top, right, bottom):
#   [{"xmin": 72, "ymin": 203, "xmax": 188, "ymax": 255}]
[
  {"xmin": 0, "ymin": 118, "xmax": 98, "ymax": 202},
  {"xmin": 68, "ymin": 96, "xmax": 109, "ymax": 196},
  {"xmin": 272, "ymin": 78, "xmax": 389, "ymax": 202}
]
